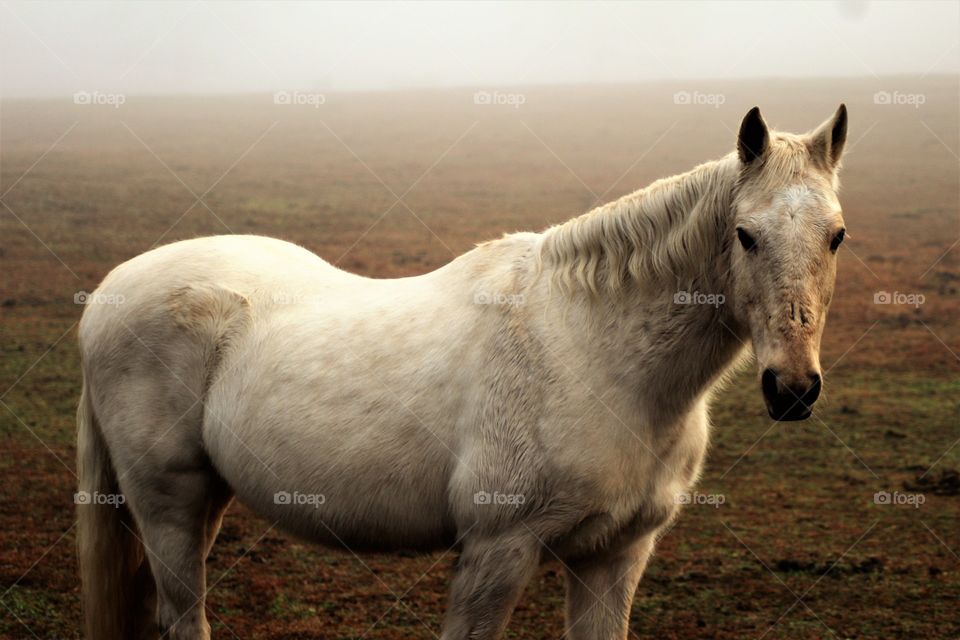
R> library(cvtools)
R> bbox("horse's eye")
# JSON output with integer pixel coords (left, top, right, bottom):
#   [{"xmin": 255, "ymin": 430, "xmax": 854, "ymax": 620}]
[
  {"xmin": 736, "ymin": 227, "xmax": 757, "ymax": 252},
  {"xmin": 830, "ymin": 228, "xmax": 845, "ymax": 252}
]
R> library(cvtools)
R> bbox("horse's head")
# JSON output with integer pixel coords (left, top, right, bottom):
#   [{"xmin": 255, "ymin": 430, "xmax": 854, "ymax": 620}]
[{"xmin": 729, "ymin": 105, "xmax": 848, "ymax": 421}]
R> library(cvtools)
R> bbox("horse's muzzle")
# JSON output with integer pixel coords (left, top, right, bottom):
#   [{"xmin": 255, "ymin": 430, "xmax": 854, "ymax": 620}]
[{"xmin": 762, "ymin": 368, "xmax": 821, "ymax": 421}]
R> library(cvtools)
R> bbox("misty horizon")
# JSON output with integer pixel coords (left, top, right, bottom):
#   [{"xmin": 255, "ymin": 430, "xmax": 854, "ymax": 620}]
[
  {"xmin": 4, "ymin": 73, "xmax": 959, "ymax": 103},
  {"xmin": 1, "ymin": 0, "xmax": 957, "ymax": 99}
]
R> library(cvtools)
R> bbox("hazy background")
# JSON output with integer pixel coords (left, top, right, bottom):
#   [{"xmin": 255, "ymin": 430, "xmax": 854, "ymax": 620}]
[{"xmin": 1, "ymin": 0, "xmax": 958, "ymax": 97}]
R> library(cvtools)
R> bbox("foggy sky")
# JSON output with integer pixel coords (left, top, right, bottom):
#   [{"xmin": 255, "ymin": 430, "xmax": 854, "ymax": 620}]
[{"xmin": 1, "ymin": 0, "xmax": 957, "ymax": 98}]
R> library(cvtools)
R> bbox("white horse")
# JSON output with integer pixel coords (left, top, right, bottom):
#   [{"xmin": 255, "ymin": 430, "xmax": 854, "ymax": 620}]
[{"xmin": 77, "ymin": 105, "xmax": 848, "ymax": 639}]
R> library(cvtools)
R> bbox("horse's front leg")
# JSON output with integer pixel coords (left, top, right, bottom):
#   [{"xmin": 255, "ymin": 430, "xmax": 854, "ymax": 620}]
[
  {"xmin": 564, "ymin": 535, "xmax": 654, "ymax": 640},
  {"xmin": 440, "ymin": 529, "xmax": 541, "ymax": 640}
]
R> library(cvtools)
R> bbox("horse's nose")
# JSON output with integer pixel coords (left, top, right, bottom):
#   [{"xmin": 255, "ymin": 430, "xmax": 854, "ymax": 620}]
[
  {"xmin": 761, "ymin": 369, "xmax": 821, "ymax": 421},
  {"xmin": 803, "ymin": 373, "xmax": 822, "ymax": 404}
]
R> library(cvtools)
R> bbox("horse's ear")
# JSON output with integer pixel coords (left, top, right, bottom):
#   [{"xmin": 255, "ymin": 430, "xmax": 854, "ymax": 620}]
[
  {"xmin": 737, "ymin": 106, "xmax": 769, "ymax": 164},
  {"xmin": 810, "ymin": 104, "xmax": 848, "ymax": 170}
]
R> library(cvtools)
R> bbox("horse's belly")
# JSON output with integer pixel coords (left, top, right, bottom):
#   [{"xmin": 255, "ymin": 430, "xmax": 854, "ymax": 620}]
[
  {"xmin": 240, "ymin": 474, "xmax": 456, "ymax": 552},
  {"xmin": 204, "ymin": 368, "xmax": 462, "ymax": 551},
  {"xmin": 197, "ymin": 284, "xmax": 475, "ymax": 550},
  {"xmin": 207, "ymin": 417, "xmax": 458, "ymax": 551}
]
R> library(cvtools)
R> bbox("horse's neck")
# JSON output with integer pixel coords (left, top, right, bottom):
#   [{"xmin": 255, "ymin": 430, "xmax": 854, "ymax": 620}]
[
  {"xmin": 583, "ymin": 281, "xmax": 746, "ymax": 423},
  {"xmin": 624, "ymin": 166, "xmax": 746, "ymax": 417},
  {"xmin": 640, "ymin": 291, "xmax": 745, "ymax": 412},
  {"xmin": 532, "ymin": 156, "xmax": 746, "ymax": 422}
]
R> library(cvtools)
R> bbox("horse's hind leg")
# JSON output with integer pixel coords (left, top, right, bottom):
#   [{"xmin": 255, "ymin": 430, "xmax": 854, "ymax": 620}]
[
  {"xmin": 440, "ymin": 530, "xmax": 541, "ymax": 640},
  {"xmin": 103, "ymin": 405, "xmax": 234, "ymax": 640},
  {"xmin": 120, "ymin": 461, "xmax": 225, "ymax": 640},
  {"xmin": 564, "ymin": 535, "xmax": 654, "ymax": 640},
  {"xmin": 203, "ymin": 474, "xmax": 234, "ymax": 559}
]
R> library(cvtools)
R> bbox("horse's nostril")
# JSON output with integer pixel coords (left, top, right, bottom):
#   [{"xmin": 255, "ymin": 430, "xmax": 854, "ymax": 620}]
[
  {"xmin": 761, "ymin": 368, "xmax": 779, "ymax": 400},
  {"xmin": 805, "ymin": 373, "xmax": 822, "ymax": 404}
]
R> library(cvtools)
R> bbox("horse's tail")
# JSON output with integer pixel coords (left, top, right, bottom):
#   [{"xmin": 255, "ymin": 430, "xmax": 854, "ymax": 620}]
[{"xmin": 77, "ymin": 377, "xmax": 154, "ymax": 639}]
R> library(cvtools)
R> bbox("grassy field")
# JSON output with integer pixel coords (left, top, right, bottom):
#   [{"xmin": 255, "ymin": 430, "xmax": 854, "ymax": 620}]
[{"xmin": 1, "ymin": 76, "xmax": 958, "ymax": 638}]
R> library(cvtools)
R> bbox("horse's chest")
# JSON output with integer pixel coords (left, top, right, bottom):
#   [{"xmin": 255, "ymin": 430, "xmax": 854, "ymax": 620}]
[{"xmin": 557, "ymin": 404, "xmax": 710, "ymax": 559}]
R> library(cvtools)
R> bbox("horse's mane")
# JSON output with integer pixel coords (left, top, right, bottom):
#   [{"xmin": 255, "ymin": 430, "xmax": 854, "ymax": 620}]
[{"xmin": 539, "ymin": 135, "xmax": 811, "ymax": 294}]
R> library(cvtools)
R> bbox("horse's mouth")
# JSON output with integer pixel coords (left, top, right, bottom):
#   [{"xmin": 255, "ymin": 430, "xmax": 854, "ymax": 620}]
[{"xmin": 766, "ymin": 404, "xmax": 813, "ymax": 422}]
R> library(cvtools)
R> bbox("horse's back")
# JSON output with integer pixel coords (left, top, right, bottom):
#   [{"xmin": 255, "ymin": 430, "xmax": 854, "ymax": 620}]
[
  {"xmin": 88, "ymin": 235, "xmax": 349, "ymax": 305},
  {"xmin": 79, "ymin": 235, "xmax": 354, "ymax": 366}
]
